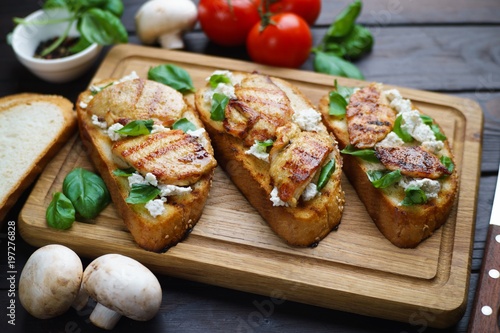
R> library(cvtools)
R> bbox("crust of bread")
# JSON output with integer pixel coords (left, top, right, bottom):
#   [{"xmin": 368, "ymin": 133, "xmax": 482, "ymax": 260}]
[
  {"xmin": 76, "ymin": 79, "xmax": 215, "ymax": 252},
  {"xmin": 0, "ymin": 93, "xmax": 76, "ymax": 224},
  {"xmin": 195, "ymin": 72, "xmax": 345, "ymax": 247},
  {"xmin": 318, "ymin": 92, "xmax": 458, "ymax": 248}
]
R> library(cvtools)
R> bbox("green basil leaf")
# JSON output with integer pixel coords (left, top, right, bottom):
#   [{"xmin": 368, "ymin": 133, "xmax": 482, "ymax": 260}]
[
  {"xmin": 209, "ymin": 74, "xmax": 231, "ymax": 89},
  {"xmin": 341, "ymin": 145, "xmax": 379, "ymax": 163},
  {"xmin": 366, "ymin": 170, "xmax": 402, "ymax": 189},
  {"xmin": 173, "ymin": 118, "xmax": 197, "ymax": 133},
  {"xmin": 115, "ymin": 119, "xmax": 153, "ymax": 136},
  {"xmin": 46, "ymin": 192, "xmax": 76, "ymax": 230},
  {"xmin": 393, "ymin": 115, "xmax": 413, "ymax": 142},
  {"xmin": 113, "ymin": 167, "xmax": 136, "ymax": 177},
  {"xmin": 401, "ymin": 186, "xmax": 428, "ymax": 206},
  {"xmin": 419, "ymin": 115, "xmax": 447, "ymax": 141},
  {"xmin": 335, "ymin": 79, "xmax": 356, "ymax": 101},
  {"xmin": 126, "ymin": 184, "xmax": 161, "ymax": 204},
  {"xmin": 431, "ymin": 124, "xmax": 447, "ymax": 141},
  {"xmin": 63, "ymin": 168, "xmax": 110, "ymax": 219},
  {"xmin": 339, "ymin": 24, "xmax": 374, "ymax": 60},
  {"xmin": 148, "ymin": 64, "xmax": 195, "ymax": 94},
  {"xmin": 319, "ymin": 43, "xmax": 345, "ymax": 57},
  {"xmin": 42, "ymin": 0, "xmax": 68, "ymax": 10},
  {"xmin": 99, "ymin": 0, "xmax": 124, "ymax": 17},
  {"xmin": 313, "ymin": 51, "xmax": 364, "ymax": 80},
  {"xmin": 329, "ymin": 91, "xmax": 348, "ymax": 116},
  {"xmin": 325, "ymin": 0, "xmax": 362, "ymax": 38},
  {"xmin": 69, "ymin": 35, "xmax": 92, "ymax": 54},
  {"xmin": 91, "ymin": 82, "xmax": 114, "ymax": 95},
  {"xmin": 329, "ymin": 80, "xmax": 356, "ymax": 116},
  {"xmin": 440, "ymin": 155, "xmax": 455, "ymax": 174},
  {"xmin": 317, "ymin": 159, "xmax": 336, "ymax": 191},
  {"xmin": 211, "ymin": 93, "xmax": 229, "ymax": 121},
  {"xmin": 78, "ymin": 8, "xmax": 128, "ymax": 45},
  {"xmin": 257, "ymin": 139, "xmax": 274, "ymax": 148},
  {"xmin": 420, "ymin": 115, "xmax": 434, "ymax": 126},
  {"xmin": 77, "ymin": 0, "xmax": 109, "ymax": 11}
]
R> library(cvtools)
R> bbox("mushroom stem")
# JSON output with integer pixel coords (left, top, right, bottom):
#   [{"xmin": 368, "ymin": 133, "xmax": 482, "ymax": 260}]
[
  {"xmin": 71, "ymin": 287, "xmax": 89, "ymax": 311},
  {"xmin": 89, "ymin": 303, "xmax": 122, "ymax": 330},
  {"xmin": 158, "ymin": 32, "xmax": 184, "ymax": 49}
]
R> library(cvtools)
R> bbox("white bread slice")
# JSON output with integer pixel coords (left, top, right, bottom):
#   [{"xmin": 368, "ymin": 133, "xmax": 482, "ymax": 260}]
[
  {"xmin": 195, "ymin": 71, "xmax": 345, "ymax": 247},
  {"xmin": 76, "ymin": 78, "xmax": 217, "ymax": 252},
  {"xmin": 0, "ymin": 93, "xmax": 76, "ymax": 223},
  {"xmin": 318, "ymin": 85, "xmax": 458, "ymax": 248}
]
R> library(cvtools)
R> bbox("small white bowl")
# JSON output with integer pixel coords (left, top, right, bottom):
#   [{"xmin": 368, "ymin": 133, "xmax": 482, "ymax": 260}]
[{"xmin": 11, "ymin": 9, "xmax": 102, "ymax": 83}]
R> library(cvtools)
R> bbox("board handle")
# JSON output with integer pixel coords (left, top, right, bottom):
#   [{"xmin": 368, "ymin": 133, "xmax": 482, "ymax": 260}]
[{"xmin": 468, "ymin": 224, "xmax": 500, "ymax": 333}]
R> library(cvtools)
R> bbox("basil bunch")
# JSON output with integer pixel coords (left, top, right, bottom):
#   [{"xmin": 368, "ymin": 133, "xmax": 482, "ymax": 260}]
[
  {"xmin": 313, "ymin": 0, "xmax": 373, "ymax": 79},
  {"xmin": 148, "ymin": 64, "xmax": 195, "ymax": 94},
  {"xmin": 46, "ymin": 168, "xmax": 110, "ymax": 229},
  {"xmin": 14, "ymin": 0, "xmax": 128, "ymax": 57}
]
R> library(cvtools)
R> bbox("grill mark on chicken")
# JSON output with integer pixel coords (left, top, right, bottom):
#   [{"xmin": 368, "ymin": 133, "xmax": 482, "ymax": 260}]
[
  {"xmin": 223, "ymin": 74, "xmax": 294, "ymax": 146},
  {"xmin": 223, "ymin": 100, "xmax": 260, "ymax": 140},
  {"xmin": 269, "ymin": 125, "xmax": 334, "ymax": 207},
  {"xmin": 346, "ymin": 84, "xmax": 396, "ymax": 149},
  {"xmin": 375, "ymin": 146, "xmax": 451, "ymax": 179},
  {"xmin": 88, "ymin": 79, "xmax": 185, "ymax": 127},
  {"xmin": 113, "ymin": 130, "xmax": 216, "ymax": 185}
]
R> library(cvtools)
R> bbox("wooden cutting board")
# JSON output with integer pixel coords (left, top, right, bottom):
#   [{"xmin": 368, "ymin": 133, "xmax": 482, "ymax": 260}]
[{"xmin": 19, "ymin": 44, "xmax": 483, "ymax": 328}]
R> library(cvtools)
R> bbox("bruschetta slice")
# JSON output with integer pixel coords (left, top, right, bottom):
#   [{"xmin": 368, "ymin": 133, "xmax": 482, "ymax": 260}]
[
  {"xmin": 319, "ymin": 82, "xmax": 458, "ymax": 248},
  {"xmin": 195, "ymin": 70, "xmax": 345, "ymax": 247},
  {"xmin": 76, "ymin": 73, "xmax": 217, "ymax": 252}
]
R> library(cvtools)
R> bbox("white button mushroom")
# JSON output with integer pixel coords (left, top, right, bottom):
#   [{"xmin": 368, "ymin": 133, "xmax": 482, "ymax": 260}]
[
  {"xmin": 135, "ymin": 0, "xmax": 198, "ymax": 49},
  {"xmin": 19, "ymin": 244, "xmax": 83, "ymax": 319},
  {"xmin": 82, "ymin": 254, "xmax": 162, "ymax": 330}
]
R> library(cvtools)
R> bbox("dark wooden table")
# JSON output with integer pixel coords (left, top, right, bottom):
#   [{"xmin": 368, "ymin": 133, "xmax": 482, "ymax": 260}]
[{"xmin": 1, "ymin": 1, "xmax": 499, "ymax": 332}]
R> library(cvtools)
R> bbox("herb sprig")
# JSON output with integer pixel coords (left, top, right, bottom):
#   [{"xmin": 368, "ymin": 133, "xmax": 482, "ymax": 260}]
[{"xmin": 14, "ymin": 0, "xmax": 128, "ymax": 57}]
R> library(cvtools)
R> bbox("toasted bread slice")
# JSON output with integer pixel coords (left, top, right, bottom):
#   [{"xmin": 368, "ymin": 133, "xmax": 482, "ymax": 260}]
[
  {"xmin": 319, "ymin": 83, "xmax": 458, "ymax": 248},
  {"xmin": 0, "ymin": 93, "xmax": 76, "ymax": 224},
  {"xmin": 195, "ymin": 71, "xmax": 344, "ymax": 247},
  {"xmin": 76, "ymin": 75, "xmax": 217, "ymax": 252}
]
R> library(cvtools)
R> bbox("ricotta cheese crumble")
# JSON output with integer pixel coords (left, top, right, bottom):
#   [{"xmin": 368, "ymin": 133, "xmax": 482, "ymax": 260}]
[
  {"xmin": 245, "ymin": 140, "xmax": 270, "ymax": 162},
  {"xmin": 127, "ymin": 172, "xmax": 192, "ymax": 217},
  {"xmin": 292, "ymin": 108, "xmax": 323, "ymax": 132}
]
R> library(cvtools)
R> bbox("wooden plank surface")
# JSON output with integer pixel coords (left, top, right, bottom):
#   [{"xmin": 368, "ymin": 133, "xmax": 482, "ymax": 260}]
[{"xmin": 17, "ymin": 44, "xmax": 483, "ymax": 328}]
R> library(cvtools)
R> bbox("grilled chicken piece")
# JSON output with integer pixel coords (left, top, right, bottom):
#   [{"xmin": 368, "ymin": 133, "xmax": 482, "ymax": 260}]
[
  {"xmin": 375, "ymin": 146, "xmax": 451, "ymax": 179},
  {"xmin": 269, "ymin": 124, "xmax": 334, "ymax": 207},
  {"xmin": 223, "ymin": 74, "xmax": 294, "ymax": 146},
  {"xmin": 112, "ymin": 130, "xmax": 217, "ymax": 186},
  {"xmin": 346, "ymin": 83, "xmax": 396, "ymax": 149},
  {"xmin": 88, "ymin": 79, "xmax": 186, "ymax": 127}
]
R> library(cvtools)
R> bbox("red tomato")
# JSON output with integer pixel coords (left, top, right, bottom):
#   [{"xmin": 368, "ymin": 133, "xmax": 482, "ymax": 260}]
[
  {"xmin": 246, "ymin": 13, "xmax": 313, "ymax": 68},
  {"xmin": 268, "ymin": 0, "xmax": 322, "ymax": 25},
  {"xmin": 198, "ymin": 0, "xmax": 261, "ymax": 46}
]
